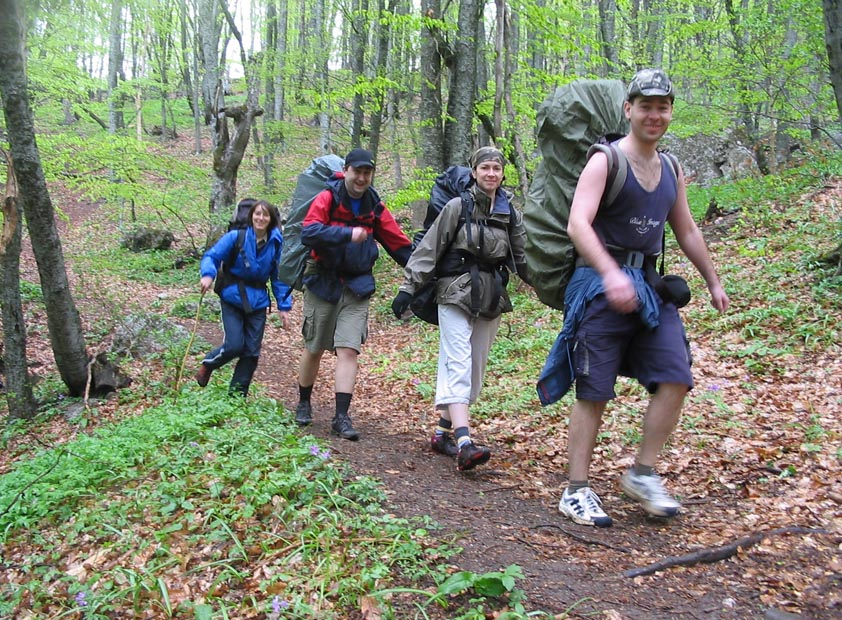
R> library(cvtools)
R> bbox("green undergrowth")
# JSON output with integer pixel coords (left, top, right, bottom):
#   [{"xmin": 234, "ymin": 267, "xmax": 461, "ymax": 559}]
[{"xmin": 0, "ymin": 383, "xmax": 552, "ymax": 619}]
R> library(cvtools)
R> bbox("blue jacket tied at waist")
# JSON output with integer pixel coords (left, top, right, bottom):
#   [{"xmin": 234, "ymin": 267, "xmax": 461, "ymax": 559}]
[{"xmin": 536, "ymin": 266, "xmax": 661, "ymax": 406}]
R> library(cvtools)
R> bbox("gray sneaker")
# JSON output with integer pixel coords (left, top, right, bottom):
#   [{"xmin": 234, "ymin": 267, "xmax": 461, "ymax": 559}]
[
  {"xmin": 620, "ymin": 470, "xmax": 681, "ymax": 517},
  {"xmin": 558, "ymin": 487, "xmax": 613, "ymax": 528},
  {"xmin": 294, "ymin": 401, "xmax": 312, "ymax": 426},
  {"xmin": 331, "ymin": 414, "xmax": 360, "ymax": 441}
]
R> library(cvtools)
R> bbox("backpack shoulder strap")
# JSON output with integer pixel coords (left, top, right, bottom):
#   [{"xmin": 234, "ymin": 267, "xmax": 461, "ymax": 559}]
[
  {"xmin": 587, "ymin": 143, "xmax": 626, "ymax": 208},
  {"xmin": 660, "ymin": 151, "xmax": 680, "ymax": 184}
]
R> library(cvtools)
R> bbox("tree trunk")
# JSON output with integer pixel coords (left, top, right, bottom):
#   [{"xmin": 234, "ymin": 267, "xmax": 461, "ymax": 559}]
[
  {"xmin": 367, "ymin": 0, "xmax": 393, "ymax": 160},
  {"xmin": 197, "ymin": 0, "xmax": 223, "ymax": 125},
  {"xmin": 419, "ymin": 0, "xmax": 445, "ymax": 171},
  {"xmin": 503, "ymin": 6, "xmax": 529, "ymax": 200},
  {"xmin": 597, "ymin": 0, "xmax": 618, "ymax": 76},
  {"xmin": 107, "ymin": 0, "xmax": 124, "ymax": 133},
  {"xmin": 445, "ymin": 0, "xmax": 481, "ymax": 166},
  {"xmin": 823, "ymin": 0, "xmax": 842, "ymax": 122},
  {"xmin": 209, "ymin": 103, "xmax": 264, "ymax": 224},
  {"xmin": 0, "ymin": 149, "xmax": 37, "ymax": 420},
  {"xmin": 0, "ymin": 0, "xmax": 90, "ymax": 397},
  {"xmin": 349, "ymin": 0, "xmax": 367, "ymax": 147}
]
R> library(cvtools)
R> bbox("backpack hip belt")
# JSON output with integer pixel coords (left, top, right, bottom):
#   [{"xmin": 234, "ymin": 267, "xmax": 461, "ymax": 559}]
[{"xmin": 575, "ymin": 247, "xmax": 657, "ymax": 270}]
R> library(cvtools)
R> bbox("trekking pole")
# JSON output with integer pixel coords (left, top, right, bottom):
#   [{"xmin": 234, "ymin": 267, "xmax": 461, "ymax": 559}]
[{"xmin": 174, "ymin": 289, "xmax": 205, "ymax": 403}]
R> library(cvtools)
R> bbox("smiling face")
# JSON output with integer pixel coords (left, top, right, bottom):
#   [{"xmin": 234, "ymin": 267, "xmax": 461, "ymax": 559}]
[
  {"xmin": 250, "ymin": 204, "xmax": 272, "ymax": 237},
  {"xmin": 472, "ymin": 160, "xmax": 504, "ymax": 197},
  {"xmin": 625, "ymin": 95, "xmax": 673, "ymax": 145},
  {"xmin": 343, "ymin": 165, "xmax": 374, "ymax": 199}
]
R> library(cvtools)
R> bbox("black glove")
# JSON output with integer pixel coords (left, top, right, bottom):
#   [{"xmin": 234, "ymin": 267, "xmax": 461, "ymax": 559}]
[{"xmin": 391, "ymin": 291, "xmax": 413, "ymax": 319}]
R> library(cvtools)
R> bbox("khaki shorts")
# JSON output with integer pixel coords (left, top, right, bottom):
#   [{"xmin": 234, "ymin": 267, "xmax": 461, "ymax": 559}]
[{"xmin": 302, "ymin": 287, "xmax": 369, "ymax": 353}]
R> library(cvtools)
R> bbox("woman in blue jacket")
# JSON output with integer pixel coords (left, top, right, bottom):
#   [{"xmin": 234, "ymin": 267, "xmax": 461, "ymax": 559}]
[{"xmin": 197, "ymin": 200, "xmax": 292, "ymax": 396}]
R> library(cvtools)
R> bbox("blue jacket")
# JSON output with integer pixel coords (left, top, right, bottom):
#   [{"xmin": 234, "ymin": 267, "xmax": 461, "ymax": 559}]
[
  {"xmin": 201, "ymin": 227, "xmax": 293, "ymax": 313},
  {"xmin": 536, "ymin": 266, "xmax": 660, "ymax": 406}
]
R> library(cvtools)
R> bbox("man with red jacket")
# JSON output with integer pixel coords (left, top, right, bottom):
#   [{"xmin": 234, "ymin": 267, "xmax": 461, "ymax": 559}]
[{"xmin": 293, "ymin": 148, "xmax": 412, "ymax": 440}]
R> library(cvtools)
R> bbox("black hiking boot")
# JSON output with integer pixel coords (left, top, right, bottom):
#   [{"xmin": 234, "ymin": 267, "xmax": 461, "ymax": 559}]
[
  {"xmin": 331, "ymin": 414, "xmax": 360, "ymax": 441},
  {"xmin": 430, "ymin": 433, "xmax": 458, "ymax": 457},
  {"xmin": 294, "ymin": 401, "xmax": 313, "ymax": 427},
  {"xmin": 457, "ymin": 442, "xmax": 491, "ymax": 471},
  {"xmin": 195, "ymin": 364, "xmax": 213, "ymax": 387}
]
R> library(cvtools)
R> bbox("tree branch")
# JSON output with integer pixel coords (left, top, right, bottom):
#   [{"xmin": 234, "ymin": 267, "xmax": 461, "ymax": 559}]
[{"xmin": 624, "ymin": 526, "xmax": 832, "ymax": 578}]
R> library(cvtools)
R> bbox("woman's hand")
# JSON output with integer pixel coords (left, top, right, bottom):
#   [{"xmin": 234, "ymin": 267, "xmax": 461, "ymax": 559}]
[{"xmin": 200, "ymin": 275, "xmax": 214, "ymax": 294}]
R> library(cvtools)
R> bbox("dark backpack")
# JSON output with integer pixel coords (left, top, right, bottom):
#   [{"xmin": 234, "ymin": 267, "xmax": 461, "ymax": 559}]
[
  {"xmin": 278, "ymin": 154, "xmax": 345, "ymax": 291},
  {"xmin": 213, "ymin": 198, "xmax": 255, "ymax": 296},
  {"xmin": 523, "ymin": 79, "xmax": 679, "ymax": 311},
  {"xmin": 213, "ymin": 198, "xmax": 280, "ymax": 309}
]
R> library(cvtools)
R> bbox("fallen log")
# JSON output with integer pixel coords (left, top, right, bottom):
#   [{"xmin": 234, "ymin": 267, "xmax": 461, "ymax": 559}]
[{"xmin": 624, "ymin": 526, "xmax": 830, "ymax": 578}]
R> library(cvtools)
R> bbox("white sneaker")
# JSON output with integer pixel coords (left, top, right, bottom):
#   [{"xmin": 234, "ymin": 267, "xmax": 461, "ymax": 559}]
[
  {"xmin": 620, "ymin": 470, "xmax": 681, "ymax": 517},
  {"xmin": 558, "ymin": 487, "xmax": 613, "ymax": 528}
]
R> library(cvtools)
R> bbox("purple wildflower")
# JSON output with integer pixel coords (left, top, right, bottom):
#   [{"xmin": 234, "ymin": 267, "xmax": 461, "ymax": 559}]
[
  {"xmin": 75, "ymin": 591, "xmax": 88, "ymax": 607},
  {"xmin": 310, "ymin": 445, "xmax": 321, "ymax": 456}
]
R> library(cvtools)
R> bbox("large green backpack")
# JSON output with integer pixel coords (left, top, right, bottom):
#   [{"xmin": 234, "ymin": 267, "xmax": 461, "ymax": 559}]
[
  {"xmin": 523, "ymin": 79, "xmax": 677, "ymax": 311},
  {"xmin": 278, "ymin": 154, "xmax": 345, "ymax": 291}
]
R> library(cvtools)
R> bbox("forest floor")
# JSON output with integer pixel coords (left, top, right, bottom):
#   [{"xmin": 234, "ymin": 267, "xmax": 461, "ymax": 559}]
[{"xmin": 6, "ymin": 167, "xmax": 842, "ymax": 620}]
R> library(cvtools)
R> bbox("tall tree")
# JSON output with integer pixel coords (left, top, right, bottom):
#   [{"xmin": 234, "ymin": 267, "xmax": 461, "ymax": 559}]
[
  {"xmin": 419, "ymin": 0, "xmax": 446, "ymax": 171},
  {"xmin": 349, "ymin": 0, "xmax": 367, "ymax": 147},
  {"xmin": 824, "ymin": 0, "xmax": 842, "ymax": 122},
  {"xmin": 0, "ymin": 149, "xmax": 37, "ymax": 420},
  {"xmin": 107, "ymin": 0, "xmax": 124, "ymax": 133},
  {"xmin": 0, "ymin": 0, "xmax": 90, "ymax": 397},
  {"xmin": 444, "ymin": 0, "xmax": 482, "ymax": 166},
  {"xmin": 207, "ymin": 0, "xmax": 264, "ymax": 220}
]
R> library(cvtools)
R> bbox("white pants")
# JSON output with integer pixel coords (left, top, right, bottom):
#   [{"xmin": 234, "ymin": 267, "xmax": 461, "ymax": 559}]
[{"xmin": 435, "ymin": 304, "xmax": 501, "ymax": 408}]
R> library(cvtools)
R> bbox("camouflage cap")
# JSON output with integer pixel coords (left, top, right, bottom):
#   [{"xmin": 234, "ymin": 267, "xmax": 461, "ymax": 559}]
[
  {"xmin": 626, "ymin": 68, "xmax": 674, "ymax": 102},
  {"xmin": 469, "ymin": 146, "xmax": 505, "ymax": 169}
]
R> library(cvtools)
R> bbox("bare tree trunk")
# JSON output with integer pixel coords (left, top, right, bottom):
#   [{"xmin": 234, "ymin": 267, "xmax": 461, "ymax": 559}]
[
  {"xmin": 0, "ymin": 149, "xmax": 37, "ymax": 420},
  {"xmin": 0, "ymin": 0, "xmax": 89, "ymax": 397},
  {"xmin": 197, "ymin": 0, "xmax": 223, "ymax": 125},
  {"xmin": 208, "ymin": 2, "xmax": 265, "ymax": 227},
  {"xmin": 823, "ymin": 0, "xmax": 842, "ymax": 122},
  {"xmin": 492, "ymin": 0, "xmax": 505, "ymax": 140},
  {"xmin": 503, "ymin": 6, "xmax": 529, "ymax": 200},
  {"xmin": 367, "ymin": 0, "xmax": 392, "ymax": 160},
  {"xmin": 349, "ymin": 0, "xmax": 367, "ymax": 147},
  {"xmin": 419, "ymin": 0, "xmax": 446, "ymax": 171},
  {"xmin": 445, "ymin": 0, "xmax": 481, "ymax": 166},
  {"xmin": 107, "ymin": 0, "xmax": 124, "ymax": 133},
  {"xmin": 209, "ymin": 104, "xmax": 264, "ymax": 219},
  {"xmin": 597, "ymin": 0, "xmax": 618, "ymax": 76}
]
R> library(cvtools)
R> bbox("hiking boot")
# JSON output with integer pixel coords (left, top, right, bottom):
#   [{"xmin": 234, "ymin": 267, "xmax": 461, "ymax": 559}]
[
  {"xmin": 331, "ymin": 414, "xmax": 360, "ymax": 441},
  {"xmin": 558, "ymin": 487, "xmax": 613, "ymax": 528},
  {"xmin": 195, "ymin": 364, "xmax": 213, "ymax": 387},
  {"xmin": 430, "ymin": 433, "xmax": 458, "ymax": 457},
  {"xmin": 294, "ymin": 401, "xmax": 313, "ymax": 427},
  {"xmin": 620, "ymin": 471, "xmax": 681, "ymax": 518},
  {"xmin": 456, "ymin": 442, "xmax": 491, "ymax": 471}
]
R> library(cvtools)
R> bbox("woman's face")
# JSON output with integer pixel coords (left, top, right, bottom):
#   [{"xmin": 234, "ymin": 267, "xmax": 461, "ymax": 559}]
[
  {"xmin": 251, "ymin": 205, "xmax": 271, "ymax": 235},
  {"xmin": 473, "ymin": 160, "xmax": 503, "ymax": 196}
]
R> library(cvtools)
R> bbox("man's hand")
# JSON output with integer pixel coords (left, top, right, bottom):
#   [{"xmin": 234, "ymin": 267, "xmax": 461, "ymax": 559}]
[
  {"xmin": 708, "ymin": 283, "xmax": 730, "ymax": 313},
  {"xmin": 351, "ymin": 227, "xmax": 368, "ymax": 243},
  {"xmin": 277, "ymin": 310, "xmax": 291, "ymax": 331},
  {"xmin": 391, "ymin": 291, "xmax": 412, "ymax": 319},
  {"xmin": 602, "ymin": 269, "xmax": 638, "ymax": 314}
]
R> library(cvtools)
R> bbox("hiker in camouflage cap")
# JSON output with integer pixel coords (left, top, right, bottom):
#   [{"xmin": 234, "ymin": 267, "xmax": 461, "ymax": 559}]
[{"xmin": 555, "ymin": 68, "xmax": 729, "ymax": 528}]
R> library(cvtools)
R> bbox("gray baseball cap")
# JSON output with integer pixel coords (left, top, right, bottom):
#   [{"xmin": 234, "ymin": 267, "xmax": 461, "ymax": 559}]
[{"xmin": 626, "ymin": 69, "xmax": 674, "ymax": 102}]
